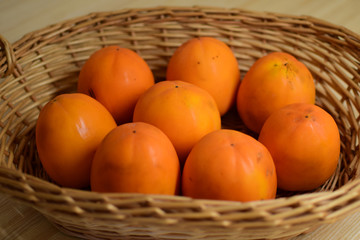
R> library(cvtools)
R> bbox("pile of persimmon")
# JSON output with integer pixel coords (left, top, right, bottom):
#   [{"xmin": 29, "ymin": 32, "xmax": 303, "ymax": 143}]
[{"xmin": 35, "ymin": 37, "xmax": 341, "ymax": 202}]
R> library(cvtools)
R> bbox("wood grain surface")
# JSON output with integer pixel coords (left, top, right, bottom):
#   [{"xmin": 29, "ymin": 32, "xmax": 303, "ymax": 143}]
[{"xmin": 0, "ymin": 0, "xmax": 360, "ymax": 239}]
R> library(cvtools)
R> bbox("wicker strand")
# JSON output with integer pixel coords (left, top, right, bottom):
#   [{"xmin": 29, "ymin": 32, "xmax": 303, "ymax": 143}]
[{"xmin": 0, "ymin": 34, "xmax": 16, "ymax": 78}]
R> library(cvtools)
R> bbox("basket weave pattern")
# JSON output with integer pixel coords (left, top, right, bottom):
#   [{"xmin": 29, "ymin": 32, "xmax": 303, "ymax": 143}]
[{"xmin": 1, "ymin": 6, "xmax": 360, "ymax": 240}]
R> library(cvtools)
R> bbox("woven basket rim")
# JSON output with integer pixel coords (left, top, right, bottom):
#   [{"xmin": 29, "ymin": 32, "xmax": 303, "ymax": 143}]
[
  {"xmin": 1, "ymin": 5, "xmax": 360, "ymax": 240},
  {"xmin": 2, "ymin": 5, "xmax": 360, "ymax": 75}
]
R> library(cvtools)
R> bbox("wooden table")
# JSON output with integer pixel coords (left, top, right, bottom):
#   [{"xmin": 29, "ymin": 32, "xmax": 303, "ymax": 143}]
[{"xmin": 1, "ymin": 0, "xmax": 360, "ymax": 239}]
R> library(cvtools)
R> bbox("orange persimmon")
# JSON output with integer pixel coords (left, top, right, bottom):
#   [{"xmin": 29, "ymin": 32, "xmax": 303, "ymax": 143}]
[
  {"xmin": 90, "ymin": 122, "xmax": 180, "ymax": 194},
  {"xmin": 133, "ymin": 80, "xmax": 221, "ymax": 164},
  {"xmin": 237, "ymin": 52, "xmax": 315, "ymax": 133},
  {"xmin": 35, "ymin": 93, "xmax": 117, "ymax": 188},
  {"xmin": 167, "ymin": 37, "xmax": 241, "ymax": 116},
  {"xmin": 77, "ymin": 46, "xmax": 154, "ymax": 124},
  {"xmin": 258, "ymin": 103, "xmax": 340, "ymax": 191},
  {"xmin": 182, "ymin": 129, "xmax": 277, "ymax": 202}
]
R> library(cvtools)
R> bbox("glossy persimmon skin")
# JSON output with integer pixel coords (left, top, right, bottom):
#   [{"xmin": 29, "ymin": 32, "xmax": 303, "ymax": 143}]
[
  {"xmin": 166, "ymin": 37, "xmax": 241, "ymax": 116},
  {"xmin": 237, "ymin": 52, "xmax": 315, "ymax": 133},
  {"xmin": 90, "ymin": 122, "xmax": 180, "ymax": 195},
  {"xmin": 35, "ymin": 93, "xmax": 117, "ymax": 188},
  {"xmin": 133, "ymin": 80, "xmax": 221, "ymax": 164},
  {"xmin": 182, "ymin": 129, "xmax": 277, "ymax": 202},
  {"xmin": 77, "ymin": 46, "xmax": 155, "ymax": 124},
  {"xmin": 258, "ymin": 103, "xmax": 340, "ymax": 191}
]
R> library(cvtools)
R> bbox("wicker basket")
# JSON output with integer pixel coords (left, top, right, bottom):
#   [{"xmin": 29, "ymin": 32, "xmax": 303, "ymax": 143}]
[{"xmin": 1, "ymin": 6, "xmax": 360, "ymax": 240}]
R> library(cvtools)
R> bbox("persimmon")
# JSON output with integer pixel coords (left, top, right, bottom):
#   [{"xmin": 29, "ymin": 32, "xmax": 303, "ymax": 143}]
[
  {"xmin": 77, "ymin": 46, "xmax": 154, "ymax": 124},
  {"xmin": 35, "ymin": 93, "xmax": 117, "ymax": 188},
  {"xmin": 166, "ymin": 37, "xmax": 241, "ymax": 116},
  {"xmin": 182, "ymin": 129, "xmax": 277, "ymax": 202},
  {"xmin": 237, "ymin": 52, "xmax": 316, "ymax": 133},
  {"xmin": 133, "ymin": 80, "xmax": 221, "ymax": 164},
  {"xmin": 90, "ymin": 122, "xmax": 180, "ymax": 194},
  {"xmin": 258, "ymin": 103, "xmax": 340, "ymax": 191}
]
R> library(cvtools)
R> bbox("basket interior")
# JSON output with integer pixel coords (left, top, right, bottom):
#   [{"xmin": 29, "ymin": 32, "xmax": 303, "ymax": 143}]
[{"xmin": 1, "ymin": 6, "xmax": 360, "ymax": 198}]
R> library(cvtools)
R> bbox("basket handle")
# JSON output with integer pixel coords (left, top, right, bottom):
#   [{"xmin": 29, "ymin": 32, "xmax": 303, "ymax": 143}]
[{"xmin": 0, "ymin": 35, "xmax": 16, "ymax": 78}]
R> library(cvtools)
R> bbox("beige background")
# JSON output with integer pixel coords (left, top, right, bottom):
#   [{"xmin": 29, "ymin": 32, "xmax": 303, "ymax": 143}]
[{"xmin": 1, "ymin": 0, "xmax": 360, "ymax": 239}]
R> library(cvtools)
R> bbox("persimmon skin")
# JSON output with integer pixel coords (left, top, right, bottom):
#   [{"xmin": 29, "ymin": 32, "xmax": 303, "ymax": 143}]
[
  {"xmin": 133, "ymin": 80, "xmax": 221, "ymax": 164},
  {"xmin": 77, "ymin": 46, "xmax": 155, "ymax": 124},
  {"xmin": 258, "ymin": 103, "xmax": 340, "ymax": 191},
  {"xmin": 237, "ymin": 52, "xmax": 315, "ymax": 133},
  {"xmin": 166, "ymin": 37, "xmax": 241, "ymax": 116},
  {"xmin": 35, "ymin": 93, "xmax": 117, "ymax": 189},
  {"xmin": 182, "ymin": 129, "xmax": 277, "ymax": 202},
  {"xmin": 90, "ymin": 122, "xmax": 180, "ymax": 195}
]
